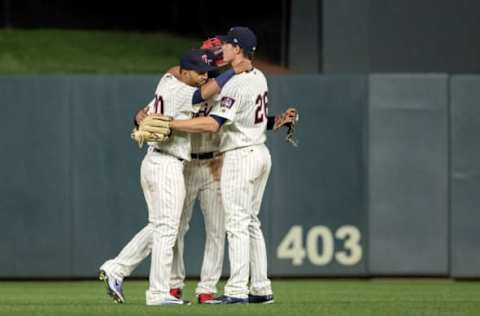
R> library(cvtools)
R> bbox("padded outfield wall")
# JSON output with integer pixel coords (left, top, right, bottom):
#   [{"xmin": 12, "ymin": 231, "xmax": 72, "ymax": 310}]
[{"xmin": 0, "ymin": 74, "xmax": 477, "ymax": 278}]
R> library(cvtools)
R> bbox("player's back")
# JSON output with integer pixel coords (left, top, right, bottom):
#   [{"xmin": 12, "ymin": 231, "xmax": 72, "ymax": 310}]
[
  {"xmin": 146, "ymin": 73, "xmax": 197, "ymax": 160},
  {"xmin": 212, "ymin": 68, "xmax": 269, "ymax": 153}
]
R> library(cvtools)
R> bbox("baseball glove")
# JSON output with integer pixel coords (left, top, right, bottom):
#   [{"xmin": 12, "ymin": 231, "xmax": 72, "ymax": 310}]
[
  {"xmin": 131, "ymin": 114, "xmax": 172, "ymax": 148},
  {"xmin": 286, "ymin": 117, "xmax": 299, "ymax": 147},
  {"xmin": 274, "ymin": 108, "xmax": 300, "ymax": 146},
  {"xmin": 273, "ymin": 108, "xmax": 298, "ymax": 130}
]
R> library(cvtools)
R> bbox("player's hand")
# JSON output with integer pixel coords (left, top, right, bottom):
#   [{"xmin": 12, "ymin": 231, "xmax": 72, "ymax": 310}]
[
  {"xmin": 135, "ymin": 108, "xmax": 148, "ymax": 125},
  {"xmin": 232, "ymin": 59, "xmax": 253, "ymax": 74}
]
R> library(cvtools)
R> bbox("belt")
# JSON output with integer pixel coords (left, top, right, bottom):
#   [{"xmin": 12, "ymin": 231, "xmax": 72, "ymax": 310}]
[
  {"xmin": 153, "ymin": 148, "xmax": 184, "ymax": 161},
  {"xmin": 191, "ymin": 152, "xmax": 218, "ymax": 160}
]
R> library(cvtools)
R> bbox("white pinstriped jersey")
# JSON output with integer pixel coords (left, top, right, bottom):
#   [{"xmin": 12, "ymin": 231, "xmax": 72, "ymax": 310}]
[
  {"xmin": 191, "ymin": 99, "xmax": 221, "ymax": 154},
  {"xmin": 209, "ymin": 68, "xmax": 269, "ymax": 152},
  {"xmin": 145, "ymin": 73, "xmax": 199, "ymax": 161}
]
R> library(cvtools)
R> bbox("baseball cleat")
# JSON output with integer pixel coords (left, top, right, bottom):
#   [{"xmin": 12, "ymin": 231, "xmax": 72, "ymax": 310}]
[
  {"xmin": 159, "ymin": 295, "xmax": 191, "ymax": 305},
  {"xmin": 99, "ymin": 270, "xmax": 125, "ymax": 304},
  {"xmin": 248, "ymin": 294, "xmax": 275, "ymax": 304},
  {"xmin": 208, "ymin": 295, "xmax": 248, "ymax": 304},
  {"xmin": 169, "ymin": 288, "xmax": 183, "ymax": 299},
  {"xmin": 197, "ymin": 293, "xmax": 216, "ymax": 304}
]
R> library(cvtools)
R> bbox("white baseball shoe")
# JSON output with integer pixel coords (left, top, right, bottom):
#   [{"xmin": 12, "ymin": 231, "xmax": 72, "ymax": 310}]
[
  {"xmin": 99, "ymin": 270, "xmax": 125, "ymax": 304},
  {"xmin": 159, "ymin": 294, "xmax": 192, "ymax": 305}
]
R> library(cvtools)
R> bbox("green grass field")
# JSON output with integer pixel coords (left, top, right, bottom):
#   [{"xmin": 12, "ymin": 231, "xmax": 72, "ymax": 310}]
[
  {"xmin": 0, "ymin": 29, "xmax": 199, "ymax": 73},
  {"xmin": 0, "ymin": 279, "xmax": 479, "ymax": 316}
]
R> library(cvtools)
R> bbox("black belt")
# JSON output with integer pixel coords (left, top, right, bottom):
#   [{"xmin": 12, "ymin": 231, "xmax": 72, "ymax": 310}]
[
  {"xmin": 153, "ymin": 148, "xmax": 183, "ymax": 161},
  {"xmin": 191, "ymin": 152, "xmax": 217, "ymax": 160}
]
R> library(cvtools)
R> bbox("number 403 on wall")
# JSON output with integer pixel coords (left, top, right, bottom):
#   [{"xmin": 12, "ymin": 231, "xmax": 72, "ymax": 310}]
[{"xmin": 276, "ymin": 225, "xmax": 362, "ymax": 266}]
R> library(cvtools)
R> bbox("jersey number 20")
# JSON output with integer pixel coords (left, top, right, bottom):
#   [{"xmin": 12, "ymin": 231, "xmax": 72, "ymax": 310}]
[{"xmin": 255, "ymin": 91, "xmax": 268, "ymax": 124}]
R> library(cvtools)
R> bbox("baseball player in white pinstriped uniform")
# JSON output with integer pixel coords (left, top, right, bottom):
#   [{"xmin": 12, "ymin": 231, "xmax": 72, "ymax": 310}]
[
  {"xmin": 167, "ymin": 38, "xmax": 226, "ymax": 304},
  {"xmin": 168, "ymin": 27, "xmax": 277, "ymax": 304},
  {"xmin": 168, "ymin": 37, "xmax": 297, "ymax": 305},
  {"xmin": 169, "ymin": 100, "xmax": 226, "ymax": 303},
  {"xmin": 169, "ymin": 100, "xmax": 297, "ymax": 305},
  {"xmin": 98, "ymin": 49, "xmax": 248, "ymax": 305}
]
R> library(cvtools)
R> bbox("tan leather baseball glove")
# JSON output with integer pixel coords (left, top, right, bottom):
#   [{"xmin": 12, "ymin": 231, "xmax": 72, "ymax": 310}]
[{"xmin": 131, "ymin": 114, "xmax": 172, "ymax": 147}]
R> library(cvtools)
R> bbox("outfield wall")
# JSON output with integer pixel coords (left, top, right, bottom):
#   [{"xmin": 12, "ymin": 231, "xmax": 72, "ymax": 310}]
[{"xmin": 0, "ymin": 74, "xmax": 478, "ymax": 278}]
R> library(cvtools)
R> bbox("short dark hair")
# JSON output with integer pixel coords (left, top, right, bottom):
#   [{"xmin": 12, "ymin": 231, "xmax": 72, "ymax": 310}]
[
  {"xmin": 233, "ymin": 44, "xmax": 254, "ymax": 60},
  {"xmin": 244, "ymin": 50, "xmax": 255, "ymax": 60}
]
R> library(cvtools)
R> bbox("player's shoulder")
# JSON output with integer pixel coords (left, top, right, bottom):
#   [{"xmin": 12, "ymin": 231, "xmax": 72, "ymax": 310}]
[
  {"xmin": 157, "ymin": 73, "xmax": 176, "ymax": 88},
  {"xmin": 236, "ymin": 67, "xmax": 264, "ymax": 78},
  {"xmin": 251, "ymin": 68, "xmax": 268, "ymax": 86},
  {"xmin": 251, "ymin": 67, "xmax": 266, "ymax": 78},
  {"xmin": 242, "ymin": 67, "xmax": 266, "ymax": 80},
  {"xmin": 158, "ymin": 73, "xmax": 194, "ymax": 93},
  {"xmin": 161, "ymin": 73, "xmax": 186, "ymax": 86},
  {"xmin": 223, "ymin": 68, "xmax": 264, "ymax": 91},
  {"xmin": 237, "ymin": 68, "xmax": 266, "ymax": 84}
]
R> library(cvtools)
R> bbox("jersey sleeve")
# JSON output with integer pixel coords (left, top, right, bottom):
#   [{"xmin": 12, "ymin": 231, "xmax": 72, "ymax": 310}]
[{"xmin": 209, "ymin": 85, "xmax": 242, "ymax": 122}]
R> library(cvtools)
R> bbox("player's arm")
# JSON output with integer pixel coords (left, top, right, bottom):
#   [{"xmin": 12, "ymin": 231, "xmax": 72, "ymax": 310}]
[
  {"xmin": 192, "ymin": 60, "xmax": 251, "ymax": 103},
  {"xmin": 170, "ymin": 115, "xmax": 225, "ymax": 134},
  {"xmin": 168, "ymin": 66, "xmax": 230, "ymax": 104},
  {"xmin": 168, "ymin": 60, "xmax": 252, "ymax": 104},
  {"xmin": 167, "ymin": 65, "xmax": 226, "ymax": 103}
]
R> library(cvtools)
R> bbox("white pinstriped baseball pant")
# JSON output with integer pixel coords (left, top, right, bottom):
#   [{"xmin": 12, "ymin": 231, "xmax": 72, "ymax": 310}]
[
  {"xmin": 170, "ymin": 156, "xmax": 225, "ymax": 295},
  {"xmin": 222, "ymin": 144, "xmax": 272, "ymax": 298},
  {"xmin": 100, "ymin": 151, "xmax": 185, "ymax": 305}
]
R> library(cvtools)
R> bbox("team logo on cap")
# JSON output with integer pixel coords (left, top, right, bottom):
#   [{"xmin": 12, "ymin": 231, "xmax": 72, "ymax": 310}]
[
  {"xmin": 201, "ymin": 54, "xmax": 209, "ymax": 64},
  {"xmin": 220, "ymin": 96, "xmax": 235, "ymax": 109}
]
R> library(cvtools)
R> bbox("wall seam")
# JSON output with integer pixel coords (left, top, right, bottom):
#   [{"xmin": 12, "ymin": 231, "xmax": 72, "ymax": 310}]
[{"xmin": 446, "ymin": 74, "xmax": 452, "ymax": 277}]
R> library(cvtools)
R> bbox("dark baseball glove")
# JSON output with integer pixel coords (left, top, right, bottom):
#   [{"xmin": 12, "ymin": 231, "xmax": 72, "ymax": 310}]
[{"xmin": 274, "ymin": 108, "xmax": 299, "ymax": 146}]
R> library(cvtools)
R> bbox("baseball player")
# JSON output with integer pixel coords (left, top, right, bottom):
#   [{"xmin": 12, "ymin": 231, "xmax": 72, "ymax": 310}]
[
  {"xmin": 164, "ymin": 37, "xmax": 297, "ymax": 304},
  {"xmin": 164, "ymin": 27, "xmax": 278, "ymax": 304},
  {"xmin": 98, "ymin": 48, "xmax": 250, "ymax": 305}
]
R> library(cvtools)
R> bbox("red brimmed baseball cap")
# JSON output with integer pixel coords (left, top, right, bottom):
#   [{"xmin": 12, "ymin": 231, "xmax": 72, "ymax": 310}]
[
  {"xmin": 180, "ymin": 49, "xmax": 217, "ymax": 73},
  {"xmin": 218, "ymin": 26, "xmax": 257, "ymax": 54}
]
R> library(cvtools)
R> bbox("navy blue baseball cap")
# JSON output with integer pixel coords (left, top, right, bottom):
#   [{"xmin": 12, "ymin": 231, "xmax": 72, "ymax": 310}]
[
  {"xmin": 218, "ymin": 26, "xmax": 257, "ymax": 54},
  {"xmin": 180, "ymin": 49, "xmax": 217, "ymax": 73}
]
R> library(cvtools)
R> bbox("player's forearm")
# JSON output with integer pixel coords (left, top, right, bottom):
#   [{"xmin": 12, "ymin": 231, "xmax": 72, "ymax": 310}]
[
  {"xmin": 170, "ymin": 116, "xmax": 220, "ymax": 133},
  {"xmin": 266, "ymin": 115, "xmax": 275, "ymax": 130},
  {"xmin": 200, "ymin": 79, "xmax": 221, "ymax": 100},
  {"xmin": 199, "ymin": 69, "xmax": 236, "ymax": 100}
]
